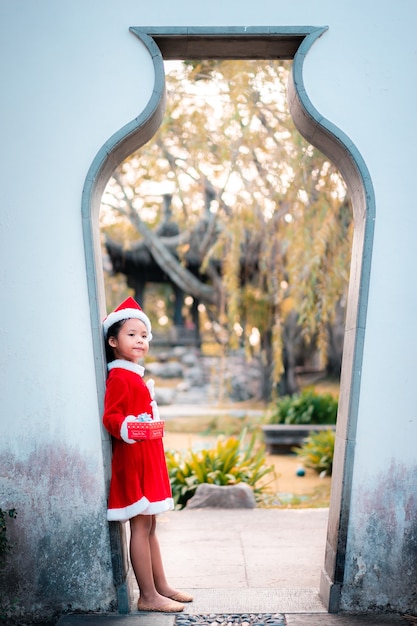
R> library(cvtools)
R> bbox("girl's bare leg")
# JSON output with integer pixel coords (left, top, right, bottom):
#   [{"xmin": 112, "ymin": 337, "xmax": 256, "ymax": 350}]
[
  {"xmin": 148, "ymin": 515, "xmax": 182, "ymax": 597},
  {"xmin": 130, "ymin": 514, "xmax": 182, "ymax": 610}
]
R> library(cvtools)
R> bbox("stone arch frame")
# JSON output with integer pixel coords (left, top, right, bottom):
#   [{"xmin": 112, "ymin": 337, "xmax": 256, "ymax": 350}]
[{"xmin": 81, "ymin": 26, "xmax": 375, "ymax": 614}]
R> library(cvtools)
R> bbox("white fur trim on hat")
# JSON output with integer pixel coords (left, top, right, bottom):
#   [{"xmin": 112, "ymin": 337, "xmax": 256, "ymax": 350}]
[{"xmin": 103, "ymin": 308, "xmax": 153, "ymax": 340}]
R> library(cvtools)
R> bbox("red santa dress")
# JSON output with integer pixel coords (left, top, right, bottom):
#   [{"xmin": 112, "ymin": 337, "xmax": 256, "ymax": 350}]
[{"xmin": 102, "ymin": 359, "xmax": 174, "ymax": 521}]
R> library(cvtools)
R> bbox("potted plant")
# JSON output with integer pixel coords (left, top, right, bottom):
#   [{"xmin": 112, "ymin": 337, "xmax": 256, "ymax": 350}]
[{"xmin": 261, "ymin": 388, "xmax": 338, "ymax": 454}]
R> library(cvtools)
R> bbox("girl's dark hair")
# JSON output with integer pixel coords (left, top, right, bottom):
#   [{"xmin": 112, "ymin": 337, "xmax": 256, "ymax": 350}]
[{"xmin": 105, "ymin": 319, "xmax": 127, "ymax": 363}]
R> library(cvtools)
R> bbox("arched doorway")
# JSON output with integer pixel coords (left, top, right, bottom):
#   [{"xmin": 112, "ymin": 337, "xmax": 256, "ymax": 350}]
[{"xmin": 81, "ymin": 26, "xmax": 375, "ymax": 614}]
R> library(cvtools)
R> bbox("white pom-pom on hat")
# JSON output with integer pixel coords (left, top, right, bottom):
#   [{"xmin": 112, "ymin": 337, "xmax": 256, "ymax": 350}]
[{"xmin": 103, "ymin": 296, "xmax": 153, "ymax": 340}]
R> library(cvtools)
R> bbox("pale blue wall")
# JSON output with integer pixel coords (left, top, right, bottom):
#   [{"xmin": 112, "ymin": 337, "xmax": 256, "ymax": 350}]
[{"xmin": 1, "ymin": 0, "xmax": 417, "ymax": 619}]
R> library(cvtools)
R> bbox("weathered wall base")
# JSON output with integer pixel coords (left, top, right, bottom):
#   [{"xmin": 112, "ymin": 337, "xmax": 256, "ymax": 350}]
[
  {"xmin": 0, "ymin": 445, "xmax": 114, "ymax": 621},
  {"xmin": 340, "ymin": 461, "xmax": 417, "ymax": 614}
]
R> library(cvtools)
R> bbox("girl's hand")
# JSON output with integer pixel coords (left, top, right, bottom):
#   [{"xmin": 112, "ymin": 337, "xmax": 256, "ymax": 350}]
[{"xmin": 120, "ymin": 415, "xmax": 139, "ymax": 444}]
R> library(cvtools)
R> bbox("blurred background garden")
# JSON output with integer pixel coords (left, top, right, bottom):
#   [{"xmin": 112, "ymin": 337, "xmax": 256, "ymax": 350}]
[{"xmin": 100, "ymin": 58, "xmax": 351, "ymax": 510}]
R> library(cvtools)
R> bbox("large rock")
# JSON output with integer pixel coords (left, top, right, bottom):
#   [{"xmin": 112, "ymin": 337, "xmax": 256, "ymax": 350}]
[{"xmin": 186, "ymin": 482, "xmax": 256, "ymax": 509}]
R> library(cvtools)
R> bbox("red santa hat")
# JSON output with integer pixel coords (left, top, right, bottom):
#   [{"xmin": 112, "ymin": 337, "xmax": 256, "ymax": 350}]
[{"xmin": 103, "ymin": 296, "xmax": 153, "ymax": 340}]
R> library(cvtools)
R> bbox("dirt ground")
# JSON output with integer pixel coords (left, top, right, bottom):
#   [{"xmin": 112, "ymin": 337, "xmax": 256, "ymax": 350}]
[{"xmin": 164, "ymin": 430, "xmax": 332, "ymax": 508}]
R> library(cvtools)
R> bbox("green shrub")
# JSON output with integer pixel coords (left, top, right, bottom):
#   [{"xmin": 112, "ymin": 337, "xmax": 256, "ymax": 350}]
[
  {"xmin": 166, "ymin": 429, "xmax": 275, "ymax": 509},
  {"xmin": 266, "ymin": 388, "xmax": 338, "ymax": 425},
  {"xmin": 293, "ymin": 429, "xmax": 335, "ymax": 476}
]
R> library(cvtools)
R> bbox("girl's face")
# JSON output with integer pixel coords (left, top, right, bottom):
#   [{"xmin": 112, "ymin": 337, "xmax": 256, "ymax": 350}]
[{"xmin": 108, "ymin": 318, "xmax": 149, "ymax": 363}]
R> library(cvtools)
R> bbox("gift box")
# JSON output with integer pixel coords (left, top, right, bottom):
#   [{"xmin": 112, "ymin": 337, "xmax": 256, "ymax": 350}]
[{"xmin": 127, "ymin": 420, "xmax": 164, "ymax": 440}]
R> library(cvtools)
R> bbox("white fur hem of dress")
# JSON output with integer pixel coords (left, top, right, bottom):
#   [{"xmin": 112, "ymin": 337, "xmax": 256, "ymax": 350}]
[{"xmin": 107, "ymin": 497, "xmax": 174, "ymax": 522}]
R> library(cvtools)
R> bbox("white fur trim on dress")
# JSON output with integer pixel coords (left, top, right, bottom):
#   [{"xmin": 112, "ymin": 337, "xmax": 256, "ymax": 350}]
[
  {"xmin": 120, "ymin": 415, "xmax": 138, "ymax": 444},
  {"xmin": 150, "ymin": 399, "xmax": 161, "ymax": 422},
  {"xmin": 108, "ymin": 359, "xmax": 145, "ymax": 377},
  {"xmin": 146, "ymin": 378, "xmax": 155, "ymax": 398},
  {"xmin": 107, "ymin": 497, "xmax": 174, "ymax": 522},
  {"xmin": 146, "ymin": 379, "xmax": 161, "ymax": 421},
  {"xmin": 103, "ymin": 308, "xmax": 153, "ymax": 340}
]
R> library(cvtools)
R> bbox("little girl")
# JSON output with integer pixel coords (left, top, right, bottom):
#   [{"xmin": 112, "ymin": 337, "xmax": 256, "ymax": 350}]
[{"xmin": 102, "ymin": 296, "xmax": 193, "ymax": 613}]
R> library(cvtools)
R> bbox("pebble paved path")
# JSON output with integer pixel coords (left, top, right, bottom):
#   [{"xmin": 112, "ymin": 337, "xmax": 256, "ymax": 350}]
[{"xmin": 175, "ymin": 614, "xmax": 285, "ymax": 626}]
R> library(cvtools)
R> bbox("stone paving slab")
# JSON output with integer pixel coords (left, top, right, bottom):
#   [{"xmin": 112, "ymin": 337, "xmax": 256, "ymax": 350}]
[
  {"xmin": 156, "ymin": 509, "xmax": 328, "ymax": 591},
  {"xmin": 179, "ymin": 588, "xmax": 326, "ymax": 614}
]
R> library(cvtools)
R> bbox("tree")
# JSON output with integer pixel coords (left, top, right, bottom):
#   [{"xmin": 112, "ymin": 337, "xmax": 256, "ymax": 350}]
[{"xmin": 100, "ymin": 60, "xmax": 352, "ymax": 399}]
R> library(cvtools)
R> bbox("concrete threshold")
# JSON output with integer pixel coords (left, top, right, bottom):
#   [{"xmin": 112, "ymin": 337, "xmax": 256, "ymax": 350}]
[{"xmin": 57, "ymin": 610, "xmax": 410, "ymax": 625}]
